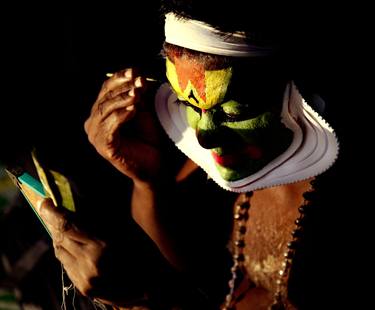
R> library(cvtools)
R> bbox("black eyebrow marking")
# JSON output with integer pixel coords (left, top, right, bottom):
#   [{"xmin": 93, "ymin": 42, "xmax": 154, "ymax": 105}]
[
  {"xmin": 175, "ymin": 98, "xmax": 201, "ymax": 114},
  {"xmin": 188, "ymin": 90, "xmax": 199, "ymax": 104},
  {"xmin": 168, "ymin": 81, "xmax": 201, "ymax": 113}
]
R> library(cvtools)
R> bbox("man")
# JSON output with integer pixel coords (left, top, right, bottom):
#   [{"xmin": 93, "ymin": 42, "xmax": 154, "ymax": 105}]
[{"xmin": 36, "ymin": 1, "xmax": 341, "ymax": 309}]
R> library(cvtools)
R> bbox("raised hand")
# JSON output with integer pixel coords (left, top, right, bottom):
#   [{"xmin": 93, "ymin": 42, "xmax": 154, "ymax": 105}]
[{"xmin": 84, "ymin": 68, "xmax": 162, "ymax": 185}]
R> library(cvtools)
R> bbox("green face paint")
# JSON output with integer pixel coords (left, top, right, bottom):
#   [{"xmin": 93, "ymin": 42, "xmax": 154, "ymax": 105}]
[
  {"xmin": 182, "ymin": 99, "xmax": 292, "ymax": 181},
  {"xmin": 165, "ymin": 53, "xmax": 292, "ymax": 181},
  {"xmin": 186, "ymin": 105, "xmax": 200, "ymax": 128}
]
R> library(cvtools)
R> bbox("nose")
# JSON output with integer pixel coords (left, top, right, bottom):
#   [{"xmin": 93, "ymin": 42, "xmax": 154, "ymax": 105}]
[{"xmin": 195, "ymin": 109, "xmax": 222, "ymax": 149}]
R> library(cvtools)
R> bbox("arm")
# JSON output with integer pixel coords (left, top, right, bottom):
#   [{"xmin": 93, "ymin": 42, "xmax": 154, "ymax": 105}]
[
  {"xmin": 131, "ymin": 181, "xmax": 186, "ymax": 271},
  {"xmin": 28, "ymin": 68, "xmax": 221, "ymax": 308},
  {"xmin": 84, "ymin": 68, "xmax": 186, "ymax": 270},
  {"xmin": 19, "ymin": 68, "xmax": 185, "ymax": 308}
]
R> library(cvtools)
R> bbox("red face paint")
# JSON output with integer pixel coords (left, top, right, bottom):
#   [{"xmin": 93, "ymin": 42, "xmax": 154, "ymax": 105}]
[
  {"xmin": 211, "ymin": 145, "xmax": 263, "ymax": 168},
  {"xmin": 173, "ymin": 55, "xmax": 207, "ymax": 102}
]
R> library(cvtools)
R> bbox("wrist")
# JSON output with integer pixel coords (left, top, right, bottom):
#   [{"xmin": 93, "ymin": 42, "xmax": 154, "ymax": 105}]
[
  {"xmin": 132, "ymin": 179, "xmax": 156, "ymax": 193},
  {"xmin": 132, "ymin": 170, "xmax": 174, "ymax": 193}
]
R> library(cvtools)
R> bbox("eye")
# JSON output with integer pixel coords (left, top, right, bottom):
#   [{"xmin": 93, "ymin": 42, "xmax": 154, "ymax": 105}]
[
  {"xmin": 221, "ymin": 103, "xmax": 250, "ymax": 122},
  {"xmin": 223, "ymin": 112, "xmax": 241, "ymax": 122},
  {"xmin": 176, "ymin": 98, "xmax": 202, "ymax": 114}
]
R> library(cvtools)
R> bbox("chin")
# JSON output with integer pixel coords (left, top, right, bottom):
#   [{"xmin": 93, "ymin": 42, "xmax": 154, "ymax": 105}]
[{"xmin": 215, "ymin": 161, "xmax": 262, "ymax": 181}]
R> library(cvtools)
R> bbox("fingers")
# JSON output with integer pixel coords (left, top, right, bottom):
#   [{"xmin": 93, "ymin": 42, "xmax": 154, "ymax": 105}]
[
  {"xmin": 101, "ymin": 107, "xmax": 137, "ymax": 138},
  {"xmin": 54, "ymin": 243, "xmax": 76, "ymax": 266},
  {"xmin": 96, "ymin": 68, "xmax": 145, "ymax": 106},
  {"xmin": 83, "ymin": 66, "xmax": 161, "ymax": 182},
  {"xmin": 84, "ymin": 68, "xmax": 146, "ymax": 147},
  {"xmin": 37, "ymin": 199, "xmax": 91, "ymax": 245},
  {"xmin": 98, "ymin": 68, "xmax": 137, "ymax": 99},
  {"xmin": 54, "ymin": 245, "xmax": 92, "ymax": 295},
  {"xmin": 36, "ymin": 199, "xmax": 108, "ymax": 298},
  {"xmin": 85, "ymin": 105, "xmax": 137, "ymax": 159},
  {"xmin": 54, "ymin": 239, "xmax": 104, "ymax": 297},
  {"xmin": 99, "ymin": 76, "xmax": 144, "ymax": 104},
  {"xmin": 96, "ymin": 85, "xmax": 139, "ymax": 121},
  {"xmin": 36, "ymin": 198, "xmax": 67, "ymax": 232}
]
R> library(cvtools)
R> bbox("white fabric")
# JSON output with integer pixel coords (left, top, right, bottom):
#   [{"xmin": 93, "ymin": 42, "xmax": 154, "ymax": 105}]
[
  {"xmin": 164, "ymin": 12, "xmax": 272, "ymax": 57},
  {"xmin": 155, "ymin": 82, "xmax": 339, "ymax": 192}
]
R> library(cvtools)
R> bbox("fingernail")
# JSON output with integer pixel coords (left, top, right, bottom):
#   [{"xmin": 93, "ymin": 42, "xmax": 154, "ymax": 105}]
[
  {"xmin": 36, "ymin": 199, "xmax": 44, "ymax": 213},
  {"xmin": 129, "ymin": 88, "xmax": 135, "ymax": 97},
  {"xmin": 125, "ymin": 69, "xmax": 133, "ymax": 78},
  {"xmin": 135, "ymin": 77, "xmax": 143, "ymax": 88},
  {"xmin": 126, "ymin": 105, "xmax": 135, "ymax": 111}
]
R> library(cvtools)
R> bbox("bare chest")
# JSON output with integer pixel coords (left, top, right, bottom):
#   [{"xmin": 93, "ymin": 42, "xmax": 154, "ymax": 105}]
[{"xmin": 230, "ymin": 180, "xmax": 312, "ymax": 299}]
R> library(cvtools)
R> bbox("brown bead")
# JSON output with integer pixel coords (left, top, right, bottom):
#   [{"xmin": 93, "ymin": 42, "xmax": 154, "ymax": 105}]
[
  {"xmin": 284, "ymin": 251, "xmax": 293, "ymax": 259},
  {"xmin": 233, "ymin": 253, "xmax": 245, "ymax": 262},
  {"xmin": 302, "ymin": 191, "xmax": 315, "ymax": 200},
  {"xmin": 287, "ymin": 241, "xmax": 297, "ymax": 249},
  {"xmin": 281, "ymin": 260, "xmax": 291, "ymax": 268},
  {"xmin": 240, "ymin": 201, "xmax": 250, "ymax": 210},
  {"xmin": 235, "ymin": 240, "xmax": 245, "ymax": 248},
  {"xmin": 274, "ymin": 291, "xmax": 282, "ymax": 299},
  {"xmin": 295, "ymin": 217, "xmax": 305, "ymax": 226},
  {"xmin": 234, "ymin": 212, "xmax": 249, "ymax": 221},
  {"xmin": 245, "ymin": 191, "xmax": 253, "ymax": 198},
  {"xmin": 291, "ymin": 228, "xmax": 303, "ymax": 237},
  {"xmin": 238, "ymin": 225, "xmax": 247, "ymax": 234},
  {"xmin": 228, "ymin": 279, "xmax": 235, "ymax": 288}
]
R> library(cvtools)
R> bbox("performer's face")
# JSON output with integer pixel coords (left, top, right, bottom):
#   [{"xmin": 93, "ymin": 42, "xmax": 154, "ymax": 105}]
[{"xmin": 165, "ymin": 46, "xmax": 292, "ymax": 181}]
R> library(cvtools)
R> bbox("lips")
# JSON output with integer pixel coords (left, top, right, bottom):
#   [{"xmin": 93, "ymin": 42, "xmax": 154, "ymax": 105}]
[{"xmin": 211, "ymin": 145, "xmax": 263, "ymax": 167}]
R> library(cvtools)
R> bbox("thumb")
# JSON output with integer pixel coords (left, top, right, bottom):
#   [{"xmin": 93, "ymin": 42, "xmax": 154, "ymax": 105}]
[{"xmin": 36, "ymin": 198, "xmax": 69, "ymax": 232}]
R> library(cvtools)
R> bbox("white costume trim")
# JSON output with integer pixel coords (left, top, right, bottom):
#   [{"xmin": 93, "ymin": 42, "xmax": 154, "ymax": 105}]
[
  {"xmin": 165, "ymin": 12, "xmax": 272, "ymax": 57},
  {"xmin": 155, "ymin": 82, "xmax": 339, "ymax": 192}
]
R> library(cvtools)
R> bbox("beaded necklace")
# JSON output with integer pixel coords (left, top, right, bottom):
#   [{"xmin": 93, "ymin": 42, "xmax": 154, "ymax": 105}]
[{"xmin": 222, "ymin": 179, "xmax": 317, "ymax": 310}]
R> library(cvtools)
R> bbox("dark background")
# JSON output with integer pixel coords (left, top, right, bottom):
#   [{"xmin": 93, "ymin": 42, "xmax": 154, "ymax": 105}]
[
  {"xmin": 1, "ymin": 4, "xmax": 357, "ymax": 167},
  {"xmin": 0, "ymin": 3, "xmax": 364, "ymax": 309}
]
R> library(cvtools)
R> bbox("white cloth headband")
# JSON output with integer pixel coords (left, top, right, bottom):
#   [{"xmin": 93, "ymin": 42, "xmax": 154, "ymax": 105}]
[{"xmin": 164, "ymin": 12, "xmax": 273, "ymax": 57}]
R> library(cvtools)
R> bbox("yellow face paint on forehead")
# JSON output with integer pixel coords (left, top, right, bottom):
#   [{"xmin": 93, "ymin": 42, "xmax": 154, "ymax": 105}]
[{"xmin": 166, "ymin": 57, "xmax": 232, "ymax": 110}]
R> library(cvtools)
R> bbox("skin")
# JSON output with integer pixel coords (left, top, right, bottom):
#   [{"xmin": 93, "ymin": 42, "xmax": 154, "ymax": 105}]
[
  {"xmin": 36, "ymin": 50, "xmax": 293, "ymax": 307},
  {"xmin": 84, "ymin": 68, "xmax": 161, "ymax": 185},
  {"xmin": 84, "ymin": 67, "xmax": 189, "ymax": 268},
  {"xmin": 35, "ymin": 68, "xmax": 185, "ymax": 306},
  {"xmin": 35, "ymin": 198, "xmax": 152, "ymax": 306},
  {"xmin": 165, "ymin": 52, "xmax": 293, "ymax": 181}
]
